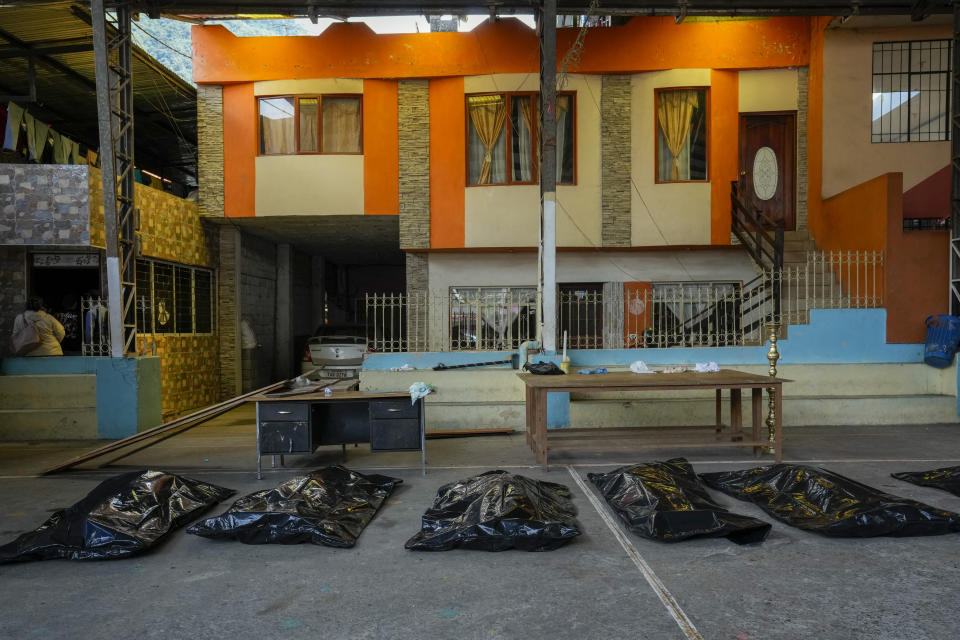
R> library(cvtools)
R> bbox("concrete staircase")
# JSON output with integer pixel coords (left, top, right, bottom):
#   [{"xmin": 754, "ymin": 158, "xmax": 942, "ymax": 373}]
[{"xmin": 0, "ymin": 374, "xmax": 98, "ymax": 440}]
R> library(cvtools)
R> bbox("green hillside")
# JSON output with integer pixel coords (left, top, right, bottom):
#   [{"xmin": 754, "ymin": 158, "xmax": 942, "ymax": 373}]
[{"xmin": 132, "ymin": 16, "xmax": 311, "ymax": 84}]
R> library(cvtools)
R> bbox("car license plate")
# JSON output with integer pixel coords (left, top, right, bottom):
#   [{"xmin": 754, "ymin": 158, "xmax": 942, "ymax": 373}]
[{"xmin": 328, "ymin": 369, "xmax": 355, "ymax": 379}]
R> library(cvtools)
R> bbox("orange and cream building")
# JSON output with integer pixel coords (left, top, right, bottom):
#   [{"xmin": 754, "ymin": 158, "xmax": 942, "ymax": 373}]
[{"xmin": 193, "ymin": 14, "xmax": 951, "ymax": 379}]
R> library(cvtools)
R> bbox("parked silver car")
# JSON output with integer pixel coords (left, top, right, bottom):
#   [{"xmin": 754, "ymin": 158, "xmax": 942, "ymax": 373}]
[{"xmin": 300, "ymin": 325, "xmax": 370, "ymax": 377}]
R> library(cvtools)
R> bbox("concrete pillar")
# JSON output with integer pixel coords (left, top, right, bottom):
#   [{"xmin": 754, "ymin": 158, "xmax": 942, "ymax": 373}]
[
  {"xmin": 311, "ymin": 255, "xmax": 325, "ymax": 331},
  {"xmin": 217, "ymin": 226, "xmax": 242, "ymax": 399},
  {"xmin": 275, "ymin": 243, "xmax": 294, "ymax": 380}
]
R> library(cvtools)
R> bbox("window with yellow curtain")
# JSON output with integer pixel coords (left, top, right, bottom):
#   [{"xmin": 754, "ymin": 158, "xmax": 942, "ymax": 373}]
[
  {"xmin": 655, "ymin": 88, "xmax": 707, "ymax": 182},
  {"xmin": 468, "ymin": 92, "xmax": 576, "ymax": 186}
]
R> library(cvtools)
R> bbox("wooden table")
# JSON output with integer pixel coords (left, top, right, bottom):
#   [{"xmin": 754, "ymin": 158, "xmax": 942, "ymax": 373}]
[
  {"xmin": 249, "ymin": 389, "xmax": 425, "ymax": 479},
  {"xmin": 518, "ymin": 369, "xmax": 787, "ymax": 470}
]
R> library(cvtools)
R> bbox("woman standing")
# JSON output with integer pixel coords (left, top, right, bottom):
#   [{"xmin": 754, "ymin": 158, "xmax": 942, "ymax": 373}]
[{"xmin": 12, "ymin": 296, "xmax": 65, "ymax": 356}]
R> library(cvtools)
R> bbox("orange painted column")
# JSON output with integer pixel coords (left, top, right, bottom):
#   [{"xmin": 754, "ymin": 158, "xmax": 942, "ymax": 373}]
[
  {"xmin": 806, "ymin": 17, "xmax": 830, "ymax": 239},
  {"xmin": 709, "ymin": 70, "xmax": 739, "ymax": 245},
  {"xmin": 429, "ymin": 77, "xmax": 465, "ymax": 248},
  {"xmin": 363, "ymin": 80, "xmax": 399, "ymax": 215},
  {"xmin": 222, "ymin": 82, "xmax": 256, "ymax": 218}
]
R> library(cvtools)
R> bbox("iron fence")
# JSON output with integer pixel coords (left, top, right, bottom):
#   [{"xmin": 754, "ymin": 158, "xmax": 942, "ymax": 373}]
[
  {"xmin": 81, "ymin": 296, "xmax": 110, "ymax": 356},
  {"xmin": 364, "ymin": 250, "xmax": 884, "ymax": 352}
]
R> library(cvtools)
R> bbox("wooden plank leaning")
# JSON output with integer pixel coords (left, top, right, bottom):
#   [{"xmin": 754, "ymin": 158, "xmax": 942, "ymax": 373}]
[{"xmin": 41, "ymin": 376, "xmax": 344, "ymax": 475}]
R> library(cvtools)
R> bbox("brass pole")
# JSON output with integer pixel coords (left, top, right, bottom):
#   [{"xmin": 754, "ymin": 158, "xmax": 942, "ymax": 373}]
[{"xmin": 765, "ymin": 323, "xmax": 781, "ymax": 454}]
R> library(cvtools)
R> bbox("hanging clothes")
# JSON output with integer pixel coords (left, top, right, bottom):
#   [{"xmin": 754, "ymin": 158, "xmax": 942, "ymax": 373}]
[
  {"xmin": 51, "ymin": 130, "xmax": 70, "ymax": 164},
  {"xmin": 25, "ymin": 113, "xmax": 50, "ymax": 161},
  {"xmin": 3, "ymin": 102, "xmax": 24, "ymax": 151},
  {"xmin": 66, "ymin": 138, "xmax": 81, "ymax": 165}
]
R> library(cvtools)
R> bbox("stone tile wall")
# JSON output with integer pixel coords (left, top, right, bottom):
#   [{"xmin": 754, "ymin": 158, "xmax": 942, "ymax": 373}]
[
  {"xmin": 601, "ymin": 75, "xmax": 632, "ymax": 247},
  {"xmin": 0, "ymin": 165, "xmax": 90, "ymax": 245},
  {"xmin": 197, "ymin": 85, "xmax": 225, "ymax": 217},
  {"xmin": 398, "ymin": 80, "xmax": 430, "ymax": 250},
  {"xmin": 0, "ymin": 246, "xmax": 27, "ymax": 357},
  {"xmin": 217, "ymin": 226, "xmax": 241, "ymax": 399}
]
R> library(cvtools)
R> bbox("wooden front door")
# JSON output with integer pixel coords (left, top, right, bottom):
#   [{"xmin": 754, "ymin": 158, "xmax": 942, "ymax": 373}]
[{"xmin": 738, "ymin": 113, "xmax": 796, "ymax": 230}]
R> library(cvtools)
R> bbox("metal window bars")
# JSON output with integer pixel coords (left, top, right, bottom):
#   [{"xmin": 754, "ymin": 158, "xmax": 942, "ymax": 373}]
[{"xmin": 81, "ymin": 296, "xmax": 111, "ymax": 356}]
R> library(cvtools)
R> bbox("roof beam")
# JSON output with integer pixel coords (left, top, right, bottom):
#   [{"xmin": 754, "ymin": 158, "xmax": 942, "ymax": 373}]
[
  {"xmin": 0, "ymin": 36, "xmax": 93, "ymax": 59},
  {"xmin": 0, "ymin": 28, "xmax": 196, "ymax": 154}
]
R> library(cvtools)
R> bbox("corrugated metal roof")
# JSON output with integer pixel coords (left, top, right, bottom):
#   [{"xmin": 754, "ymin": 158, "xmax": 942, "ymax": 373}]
[
  {"xmin": 0, "ymin": 2, "xmax": 197, "ymax": 186},
  {"xmin": 115, "ymin": 0, "xmax": 952, "ymax": 19}
]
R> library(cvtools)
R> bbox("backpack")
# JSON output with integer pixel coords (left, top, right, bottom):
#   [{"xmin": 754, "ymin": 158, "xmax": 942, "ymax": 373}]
[{"xmin": 12, "ymin": 315, "xmax": 41, "ymax": 355}]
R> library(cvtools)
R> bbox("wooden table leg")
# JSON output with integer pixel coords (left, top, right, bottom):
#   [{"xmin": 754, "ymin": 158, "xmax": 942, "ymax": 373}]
[
  {"xmin": 752, "ymin": 387, "xmax": 763, "ymax": 456},
  {"xmin": 525, "ymin": 386, "xmax": 534, "ymax": 449},
  {"xmin": 774, "ymin": 384, "xmax": 783, "ymax": 462},
  {"xmin": 727, "ymin": 388, "xmax": 742, "ymax": 441},
  {"xmin": 715, "ymin": 389, "xmax": 722, "ymax": 435}
]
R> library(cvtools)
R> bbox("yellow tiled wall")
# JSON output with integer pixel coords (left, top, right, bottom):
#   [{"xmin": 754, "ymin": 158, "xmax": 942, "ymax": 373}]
[
  {"xmin": 90, "ymin": 168, "xmax": 220, "ymax": 418},
  {"xmin": 136, "ymin": 334, "xmax": 220, "ymax": 419}
]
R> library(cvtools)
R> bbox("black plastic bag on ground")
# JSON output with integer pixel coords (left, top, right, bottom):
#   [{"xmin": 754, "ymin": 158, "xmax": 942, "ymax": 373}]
[
  {"xmin": 405, "ymin": 470, "xmax": 581, "ymax": 551},
  {"xmin": 522, "ymin": 362, "xmax": 565, "ymax": 375},
  {"xmin": 588, "ymin": 459, "xmax": 771, "ymax": 544},
  {"xmin": 892, "ymin": 466, "xmax": 960, "ymax": 497},
  {"xmin": 0, "ymin": 470, "xmax": 234, "ymax": 563},
  {"xmin": 187, "ymin": 465, "xmax": 402, "ymax": 547},
  {"xmin": 700, "ymin": 464, "xmax": 960, "ymax": 537}
]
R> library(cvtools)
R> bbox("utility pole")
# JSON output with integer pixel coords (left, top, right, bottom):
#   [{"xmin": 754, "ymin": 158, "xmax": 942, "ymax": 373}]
[
  {"xmin": 92, "ymin": 0, "xmax": 137, "ymax": 356},
  {"xmin": 539, "ymin": 0, "xmax": 558, "ymax": 352}
]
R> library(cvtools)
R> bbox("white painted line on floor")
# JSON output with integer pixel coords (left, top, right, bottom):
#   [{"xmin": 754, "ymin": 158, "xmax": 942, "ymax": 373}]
[{"xmin": 566, "ymin": 465, "xmax": 704, "ymax": 640}]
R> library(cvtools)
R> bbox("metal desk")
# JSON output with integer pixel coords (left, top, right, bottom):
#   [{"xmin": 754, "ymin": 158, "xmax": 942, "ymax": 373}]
[
  {"xmin": 518, "ymin": 369, "xmax": 788, "ymax": 470},
  {"xmin": 250, "ymin": 389, "xmax": 426, "ymax": 479}
]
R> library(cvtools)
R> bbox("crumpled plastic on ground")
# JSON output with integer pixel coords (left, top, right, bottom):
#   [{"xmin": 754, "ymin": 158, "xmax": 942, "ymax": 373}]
[
  {"xmin": 187, "ymin": 466, "xmax": 402, "ymax": 548},
  {"xmin": 588, "ymin": 459, "xmax": 770, "ymax": 544},
  {"xmin": 694, "ymin": 362, "xmax": 720, "ymax": 373},
  {"xmin": 892, "ymin": 466, "xmax": 960, "ymax": 497},
  {"xmin": 405, "ymin": 470, "xmax": 582, "ymax": 551},
  {"xmin": 0, "ymin": 470, "xmax": 234, "ymax": 563},
  {"xmin": 390, "ymin": 364, "xmax": 415, "ymax": 371},
  {"xmin": 409, "ymin": 381, "xmax": 436, "ymax": 404},
  {"xmin": 700, "ymin": 464, "xmax": 960, "ymax": 537},
  {"xmin": 662, "ymin": 365, "xmax": 688, "ymax": 373},
  {"xmin": 629, "ymin": 360, "xmax": 656, "ymax": 374}
]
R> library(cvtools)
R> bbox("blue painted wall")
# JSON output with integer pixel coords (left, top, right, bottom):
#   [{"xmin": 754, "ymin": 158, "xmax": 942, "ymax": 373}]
[
  {"xmin": 1, "ymin": 356, "xmax": 161, "ymax": 438},
  {"xmin": 363, "ymin": 308, "xmax": 933, "ymax": 429}
]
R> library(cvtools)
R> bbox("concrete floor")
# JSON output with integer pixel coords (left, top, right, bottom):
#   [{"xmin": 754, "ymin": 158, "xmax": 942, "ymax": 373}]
[{"xmin": 1, "ymin": 406, "xmax": 960, "ymax": 639}]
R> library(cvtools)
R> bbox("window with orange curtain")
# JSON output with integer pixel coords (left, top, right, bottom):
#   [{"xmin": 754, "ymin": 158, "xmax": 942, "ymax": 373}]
[
  {"xmin": 257, "ymin": 95, "xmax": 362, "ymax": 155},
  {"xmin": 467, "ymin": 92, "xmax": 575, "ymax": 186},
  {"xmin": 655, "ymin": 88, "xmax": 707, "ymax": 182}
]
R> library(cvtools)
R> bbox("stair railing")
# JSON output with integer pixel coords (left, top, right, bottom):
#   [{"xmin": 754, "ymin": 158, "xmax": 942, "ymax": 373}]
[{"xmin": 731, "ymin": 180, "xmax": 784, "ymax": 318}]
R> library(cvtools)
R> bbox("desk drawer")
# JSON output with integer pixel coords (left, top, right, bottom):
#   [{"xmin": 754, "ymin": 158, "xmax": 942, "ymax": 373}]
[
  {"xmin": 370, "ymin": 418, "xmax": 421, "ymax": 451},
  {"xmin": 260, "ymin": 421, "xmax": 311, "ymax": 453},
  {"xmin": 369, "ymin": 399, "xmax": 419, "ymax": 420},
  {"xmin": 259, "ymin": 402, "xmax": 309, "ymax": 422}
]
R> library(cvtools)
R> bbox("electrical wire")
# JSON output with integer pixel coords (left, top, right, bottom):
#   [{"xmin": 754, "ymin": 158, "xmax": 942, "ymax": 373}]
[{"xmin": 132, "ymin": 21, "xmax": 192, "ymax": 59}]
